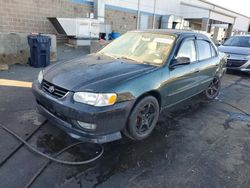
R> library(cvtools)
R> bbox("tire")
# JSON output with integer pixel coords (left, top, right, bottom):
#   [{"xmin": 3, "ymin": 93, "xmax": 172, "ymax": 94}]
[
  {"xmin": 203, "ymin": 76, "xmax": 221, "ymax": 100},
  {"xmin": 124, "ymin": 96, "xmax": 160, "ymax": 141}
]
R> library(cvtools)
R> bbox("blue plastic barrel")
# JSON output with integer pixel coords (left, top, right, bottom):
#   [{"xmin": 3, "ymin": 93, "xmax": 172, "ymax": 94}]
[{"xmin": 110, "ymin": 32, "xmax": 121, "ymax": 40}]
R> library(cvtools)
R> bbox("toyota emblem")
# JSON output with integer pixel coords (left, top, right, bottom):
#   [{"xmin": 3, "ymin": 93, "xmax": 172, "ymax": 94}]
[{"xmin": 48, "ymin": 86, "xmax": 55, "ymax": 93}]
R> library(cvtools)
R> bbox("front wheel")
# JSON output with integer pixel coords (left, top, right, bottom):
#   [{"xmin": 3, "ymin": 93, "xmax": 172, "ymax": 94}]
[
  {"xmin": 125, "ymin": 96, "xmax": 160, "ymax": 141},
  {"xmin": 203, "ymin": 76, "xmax": 221, "ymax": 100}
]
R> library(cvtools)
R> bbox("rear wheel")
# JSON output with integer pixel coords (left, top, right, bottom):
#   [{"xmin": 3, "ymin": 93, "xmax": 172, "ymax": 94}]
[
  {"xmin": 125, "ymin": 96, "xmax": 160, "ymax": 141},
  {"xmin": 203, "ymin": 76, "xmax": 221, "ymax": 100}
]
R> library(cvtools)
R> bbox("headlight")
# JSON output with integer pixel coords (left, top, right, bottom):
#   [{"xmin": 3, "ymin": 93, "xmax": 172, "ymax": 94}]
[
  {"xmin": 38, "ymin": 71, "xmax": 43, "ymax": 84},
  {"xmin": 73, "ymin": 92, "xmax": 117, "ymax": 107}
]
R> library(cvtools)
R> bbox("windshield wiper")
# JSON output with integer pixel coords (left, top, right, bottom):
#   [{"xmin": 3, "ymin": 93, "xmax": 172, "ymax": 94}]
[
  {"xmin": 100, "ymin": 52, "xmax": 118, "ymax": 59},
  {"xmin": 117, "ymin": 56, "xmax": 136, "ymax": 62},
  {"xmin": 142, "ymin": 61, "xmax": 160, "ymax": 66}
]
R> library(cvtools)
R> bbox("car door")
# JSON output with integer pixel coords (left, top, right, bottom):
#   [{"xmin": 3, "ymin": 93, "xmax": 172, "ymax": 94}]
[
  {"xmin": 195, "ymin": 39, "xmax": 220, "ymax": 92},
  {"xmin": 162, "ymin": 37, "xmax": 201, "ymax": 107}
]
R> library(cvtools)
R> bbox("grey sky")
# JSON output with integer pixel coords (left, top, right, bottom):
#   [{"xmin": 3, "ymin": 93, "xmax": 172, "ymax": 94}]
[{"xmin": 207, "ymin": 0, "xmax": 250, "ymax": 17}]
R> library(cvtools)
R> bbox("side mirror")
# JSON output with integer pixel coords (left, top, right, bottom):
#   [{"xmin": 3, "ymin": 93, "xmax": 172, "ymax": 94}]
[
  {"xmin": 219, "ymin": 41, "xmax": 224, "ymax": 46},
  {"xmin": 169, "ymin": 57, "xmax": 191, "ymax": 69}
]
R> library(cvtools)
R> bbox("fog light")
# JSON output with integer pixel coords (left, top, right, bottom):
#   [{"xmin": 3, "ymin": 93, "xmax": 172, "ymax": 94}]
[{"xmin": 77, "ymin": 121, "xmax": 96, "ymax": 130}]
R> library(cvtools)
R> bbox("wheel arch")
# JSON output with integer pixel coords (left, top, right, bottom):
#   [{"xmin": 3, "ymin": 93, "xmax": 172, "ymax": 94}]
[{"xmin": 133, "ymin": 90, "xmax": 162, "ymax": 110}]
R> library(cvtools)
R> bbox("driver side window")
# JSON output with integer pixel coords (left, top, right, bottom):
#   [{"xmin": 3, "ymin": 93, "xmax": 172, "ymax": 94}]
[{"xmin": 177, "ymin": 40, "xmax": 197, "ymax": 63}]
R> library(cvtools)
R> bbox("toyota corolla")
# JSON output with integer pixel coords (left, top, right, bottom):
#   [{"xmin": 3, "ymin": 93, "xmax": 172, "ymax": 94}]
[{"xmin": 32, "ymin": 30, "xmax": 226, "ymax": 143}]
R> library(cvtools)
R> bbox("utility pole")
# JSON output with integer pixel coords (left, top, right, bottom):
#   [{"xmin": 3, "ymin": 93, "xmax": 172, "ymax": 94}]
[
  {"xmin": 153, "ymin": 0, "xmax": 156, "ymax": 29},
  {"xmin": 137, "ymin": 0, "xmax": 141, "ymax": 30}
]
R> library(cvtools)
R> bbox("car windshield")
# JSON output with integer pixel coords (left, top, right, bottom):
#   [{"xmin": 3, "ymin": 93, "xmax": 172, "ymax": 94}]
[
  {"xmin": 223, "ymin": 36, "xmax": 250, "ymax": 48},
  {"xmin": 98, "ymin": 32, "xmax": 176, "ymax": 65}
]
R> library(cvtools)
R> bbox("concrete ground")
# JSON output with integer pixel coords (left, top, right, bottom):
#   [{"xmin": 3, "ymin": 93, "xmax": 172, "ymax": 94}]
[{"xmin": 0, "ymin": 48, "xmax": 250, "ymax": 187}]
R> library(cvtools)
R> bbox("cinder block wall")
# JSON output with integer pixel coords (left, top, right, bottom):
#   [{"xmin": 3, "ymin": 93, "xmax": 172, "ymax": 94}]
[
  {"xmin": 0, "ymin": 0, "xmax": 162, "ymax": 66},
  {"xmin": 0, "ymin": 0, "xmax": 93, "ymax": 34},
  {"xmin": 0, "ymin": 0, "xmax": 160, "ymax": 34},
  {"xmin": 0, "ymin": 33, "xmax": 57, "ymax": 65},
  {"xmin": 105, "ymin": 9, "xmax": 137, "ymax": 34},
  {"xmin": 105, "ymin": 10, "xmax": 161, "ymax": 34}
]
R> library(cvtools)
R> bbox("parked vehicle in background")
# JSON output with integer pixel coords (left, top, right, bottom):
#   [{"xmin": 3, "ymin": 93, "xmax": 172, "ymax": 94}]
[
  {"xmin": 218, "ymin": 35, "xmax": 250, "ymax": 73},
  {"xmin": 32, "ymin": 30, "xmax": 226, "ymax": 143}
]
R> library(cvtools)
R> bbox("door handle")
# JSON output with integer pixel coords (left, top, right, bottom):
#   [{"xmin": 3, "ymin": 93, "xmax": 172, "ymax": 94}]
[{"xmin": 194, "ymin": 69, "xmax": 200, "ymax": 73}]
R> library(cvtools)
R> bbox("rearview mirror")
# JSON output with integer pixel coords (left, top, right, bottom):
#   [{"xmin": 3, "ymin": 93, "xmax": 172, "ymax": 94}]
[{"xmin": 170, "ymin": 57, "xmax": 191, "ymax": 69}]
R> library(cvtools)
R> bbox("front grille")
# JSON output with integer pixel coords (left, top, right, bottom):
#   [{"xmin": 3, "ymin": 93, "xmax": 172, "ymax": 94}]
[
  {"xmin": 42, "ymin": 80, "xmax": 68, "ymax": 98},
  {"xmin": 227, "ymin": 59, "xmax": 248, "ymax": 68}
]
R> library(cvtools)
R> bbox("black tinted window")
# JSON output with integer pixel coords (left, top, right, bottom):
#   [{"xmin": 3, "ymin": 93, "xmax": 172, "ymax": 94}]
[
  {"xmin": 224, "ymin": 36, "xmax": 250, "ymax": 47},
  {"xmin": 197, "ymin": 40, "xmax": 212, "ymax": 60}
]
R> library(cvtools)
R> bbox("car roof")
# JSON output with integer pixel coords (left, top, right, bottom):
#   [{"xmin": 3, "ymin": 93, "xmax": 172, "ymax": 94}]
[
  {"xmin": 130, "ymin": 29, "xmax": 209, "ymax": 40},
  {"xmin": 230, "ymin": 35, "xmax": 250, "ymax": 37}
]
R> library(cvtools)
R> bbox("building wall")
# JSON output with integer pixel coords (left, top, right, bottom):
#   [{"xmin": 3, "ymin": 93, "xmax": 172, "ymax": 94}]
[
  {"xmin": 180, "ymin": 0, "xmax": 250, "ymax": 32},
  {"xmin": 105, "ymin": 9, "xmax": 161, "ymax": 33},
  {"xmin": 234, "ymin": 15, "xmax": 250, "ymax": 31},
  {"xmin": 0, "ymin": 0, "xmax": 249, "ymax": 34},
  {"xmin": 105, "ymin": 0, "xmax": 180, "ymax": 16},
  {"xmin": 190, "ymin": 22, "xmax": 202, "ymax": 30},
  {"xmin": 0, "ymin": 33, "xmax": 57, "ymax": 65},
  {"xmin": 105, "ymin": 8, "xmax": 137, "ymax": 34},
  {"xmin": 0, "ymin": 0, "xmax": 162, "ymax": 35},
  {"xmin": 0, "ymin": 0, "xmax": 93, "ymax": 34},
  {"xmin": 148, "ymin": 16, "xmax": 161, "ymax": 29}
]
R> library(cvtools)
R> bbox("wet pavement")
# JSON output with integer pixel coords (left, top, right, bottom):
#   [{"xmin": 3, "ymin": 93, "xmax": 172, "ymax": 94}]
[{"xmin": 0, "ymin": 63, "xmax": 250, "ymax": 188}]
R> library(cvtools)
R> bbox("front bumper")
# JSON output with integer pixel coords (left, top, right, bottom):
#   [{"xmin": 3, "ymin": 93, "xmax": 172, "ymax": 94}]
[
  {"xmin": 32, "ymin": 81, "xmax": 135, "ymax": 143},
  {"xmin": 226, "ymin": 58, "xmax": 250, "ymax": 72}
]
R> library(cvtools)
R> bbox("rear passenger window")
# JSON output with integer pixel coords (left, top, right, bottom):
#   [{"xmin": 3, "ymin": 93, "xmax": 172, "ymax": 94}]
[{"xmin": 197, "ymin": 40, "xmax": 212, "ymax": 60}]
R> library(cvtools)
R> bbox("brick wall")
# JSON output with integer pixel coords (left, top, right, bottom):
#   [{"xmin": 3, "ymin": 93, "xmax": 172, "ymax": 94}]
[
  {"xmin": 0, "ymin": 0, "xmax": 92, "ymax": 34},
  {"xmin": 105, "ymin": 9, "xmax": 161, "ymax": 34},
  {"xmin": 0, "ymin": 0, "xmax": 161, "ymax": 34},
  {"xmin": 105, "ymin": 9, "xmax": 137, "ymax": 34}
]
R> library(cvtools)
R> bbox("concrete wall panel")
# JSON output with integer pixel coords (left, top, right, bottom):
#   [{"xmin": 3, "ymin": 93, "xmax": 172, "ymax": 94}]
[
  {"xmin": 0, "ymin": 33, "xmax": 57, "ymax": 65},
  {"xmin": 180, "ymin": 5, "xmax": 209, "ymax": 19},
  {"xmin": 210, "ymin": 12, "xmax": 235, "ymax": 24},
  {"xmin": 234, "ymin": 16, "xmax": 250, "ymax": 31}
]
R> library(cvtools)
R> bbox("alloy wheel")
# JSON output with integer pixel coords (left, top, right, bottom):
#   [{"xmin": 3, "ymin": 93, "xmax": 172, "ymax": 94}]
[
  {"xmin": 205, "ymin": 77, "xmax": 220, "ymax": 99},
  {"xmin": 135, "ymin": 103, "xmax": 157, "ymax": 135}
]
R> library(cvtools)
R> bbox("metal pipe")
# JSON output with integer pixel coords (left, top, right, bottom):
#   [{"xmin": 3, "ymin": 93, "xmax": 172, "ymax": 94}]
[
  {"xmin": 152, "ymin": 0, "xmax": 156, "ymax": 29},
  {"xmin": 136, "ymin": 0, "xmax": 140, "ymax": 30}
]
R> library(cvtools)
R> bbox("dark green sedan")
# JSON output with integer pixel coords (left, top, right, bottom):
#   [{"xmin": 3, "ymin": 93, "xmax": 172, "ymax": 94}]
[{"xmin": 32, "ymin": 30, "xmax": 226, "ymax": 143}]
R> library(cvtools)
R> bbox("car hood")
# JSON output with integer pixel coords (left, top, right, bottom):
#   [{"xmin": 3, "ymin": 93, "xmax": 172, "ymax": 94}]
[
  {"xmin": 218, "ymin": 45, "xmax": 250, "ymax": 56},
  {"xmin": 43, "ymin": 54, "xmax": 157, "ymax": 91}
]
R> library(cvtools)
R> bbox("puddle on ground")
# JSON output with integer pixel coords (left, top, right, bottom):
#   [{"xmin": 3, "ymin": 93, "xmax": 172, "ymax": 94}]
[
  {"xmin": 82, "ymin": 102, "xmax": 207, "ymax": 186},
  {"xmin": 215, "ymin": 91, "xmax": 250, "ymax": 130},
  {"xmin": 222, "ymin": 111, "xmax": 250, "ymax": 129},
  {"xmin": 34, "ymin": 97, "xmax": 210, "ymax": 187},
  {"xmin": 20, "ymin": 110, "xmax": 45, "ymax": 126},
  {"xmin": 36, "ymin": 132, "xmax": 103, "ymax": 162},
  {"xmin": 36, "ymin": 133, "xmax": 69, "ymax": 154},
  {"xmin": 229, "ymin": 112, "xmax": 250, "ymax": 122}
]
